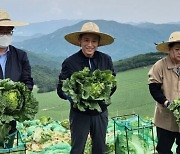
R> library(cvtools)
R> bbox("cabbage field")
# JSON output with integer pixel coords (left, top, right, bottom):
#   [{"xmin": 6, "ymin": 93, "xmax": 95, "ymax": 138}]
[{"xmin": 0, "ymin": 68, "xmax": 178, "ymax": 153}]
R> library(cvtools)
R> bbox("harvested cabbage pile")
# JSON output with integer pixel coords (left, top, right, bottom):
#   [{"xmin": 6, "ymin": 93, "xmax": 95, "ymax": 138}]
[{"xmin": 17, "ymin": 118, "xmax": 71, "ymax": 153}]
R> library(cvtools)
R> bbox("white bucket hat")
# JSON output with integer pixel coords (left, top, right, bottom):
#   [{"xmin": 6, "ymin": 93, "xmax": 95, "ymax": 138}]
[
  {"xmin": 64, "ymin": 22, "xmax": 114, "ymax": 46},
  {"xmin": 0, "ymin": 9, "xmax": 28, "ymax": 27},
  {"xmin": 156, "ymin": 31, "xmax": 180, "ymax": 52}
]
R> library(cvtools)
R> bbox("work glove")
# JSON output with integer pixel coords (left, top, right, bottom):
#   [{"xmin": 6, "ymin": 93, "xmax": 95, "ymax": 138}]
[{"xmin": 167, "ymin": 101, "xmax": 172, "ymax": 107}]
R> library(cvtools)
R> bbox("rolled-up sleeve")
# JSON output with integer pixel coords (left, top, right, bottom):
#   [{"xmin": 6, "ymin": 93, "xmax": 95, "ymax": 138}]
[
  {"xmin": 148, "ymin": 61, "xmax": 166, "ymax": 104},
  {"xmin": 148, "ymin": 62, "xmax": 163, "ymax": 84}
]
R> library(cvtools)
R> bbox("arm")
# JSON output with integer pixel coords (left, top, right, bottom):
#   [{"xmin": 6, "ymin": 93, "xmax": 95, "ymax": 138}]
[
  {"xmin": 21, "ymin": 52, "xmax": 34, "ymax": 91},
  {"xmin": 108, "ymin": 56, "xmax": 117, "ymax": 96},
  {"xmin": 57, "ymin": 60, "xmax": 71, "ymax": 100},
  {"xmin": 148, "ymin": 83, "xmax": 167, "ymax": 104},
  {"xmin": 148, "ymin": 62, "xmax": 170, "ymax": 107}
]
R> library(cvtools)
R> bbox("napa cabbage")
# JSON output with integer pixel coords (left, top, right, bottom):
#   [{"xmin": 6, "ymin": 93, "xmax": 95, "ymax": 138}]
[
  {"xmin": 62, "ymin": 67, "xmax": 116, "ymax": 112},
  {"xmin": 0, "ymin": 78, "xmax": 39, "ymax": 143},
  {"xmin": 168, "ymin": 98, "xmax": 180, "ymax": 126}
]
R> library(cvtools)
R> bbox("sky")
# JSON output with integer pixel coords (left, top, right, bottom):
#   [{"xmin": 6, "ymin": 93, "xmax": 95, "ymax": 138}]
[{"xmin": 1, "ymin": 0, "xmax": 180, "ymax": 24}]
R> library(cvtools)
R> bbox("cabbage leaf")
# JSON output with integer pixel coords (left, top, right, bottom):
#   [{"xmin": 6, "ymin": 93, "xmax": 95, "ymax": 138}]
[{"xmin": 168, "ymin": 98, "xmax": 180, "ymax": 126}]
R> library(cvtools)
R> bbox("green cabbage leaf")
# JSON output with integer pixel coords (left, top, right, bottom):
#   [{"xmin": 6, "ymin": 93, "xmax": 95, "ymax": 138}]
[{"xmin": 168, "ymin": 98, "xmax": 180, "ymax": 126}]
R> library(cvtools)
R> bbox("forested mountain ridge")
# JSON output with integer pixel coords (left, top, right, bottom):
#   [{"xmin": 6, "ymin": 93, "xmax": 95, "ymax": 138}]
[
  {"xmin": 32, "ymin": 52, "xmax": 167, "ymax": 93},
  {"xmin": 113, "ymin": 52, "xmax": 167, "ymax": 72},
  {"xmin": 13, "ymin": 20, "xmax": 180, "ymax": 61}
]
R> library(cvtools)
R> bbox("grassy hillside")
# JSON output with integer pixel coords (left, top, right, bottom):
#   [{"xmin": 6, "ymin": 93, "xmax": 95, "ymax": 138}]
[
  {"xmin": 34, "ymin": 66, "xmax": 155, "ymax": 121},
  {"xmin": 29, "ymin": 51, "xmax": 167, "ymax": 93},
  {"xmin": 108, "ymin": 66, "xmax": 154, "ymax": 118}
]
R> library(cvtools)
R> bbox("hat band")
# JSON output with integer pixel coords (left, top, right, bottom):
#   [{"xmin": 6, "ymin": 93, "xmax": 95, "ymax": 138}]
[{"xmin": 0, "ymin": 19, "xmax": 11, "ymax": 21}]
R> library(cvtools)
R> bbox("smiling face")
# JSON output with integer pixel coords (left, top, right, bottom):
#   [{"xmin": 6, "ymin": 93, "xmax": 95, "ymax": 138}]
[
  {"xmin": 169, "ymin": 42, "xmax": 180, "ymax": 65},
  {"xmin": 79, "ymin": 33, "xmax": 100, "ymax": 58}
]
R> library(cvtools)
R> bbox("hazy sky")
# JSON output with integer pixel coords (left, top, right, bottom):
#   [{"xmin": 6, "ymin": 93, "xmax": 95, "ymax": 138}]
[{"xmin": 1, "ymin": 0, "xmax": 180, "ymax": 24}]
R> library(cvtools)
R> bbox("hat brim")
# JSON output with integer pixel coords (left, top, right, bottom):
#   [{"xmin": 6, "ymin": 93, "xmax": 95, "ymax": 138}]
[
  {"xmin": 64, "ymin": 31, "xmax": 114, "ymax": 46},
  {"xmin": 0, "ymin": 21, "xmax": 28, "ymax": 26},
  {"xmin": 156, "ymin": 40, "xmax": 180, "ymax": 52}
]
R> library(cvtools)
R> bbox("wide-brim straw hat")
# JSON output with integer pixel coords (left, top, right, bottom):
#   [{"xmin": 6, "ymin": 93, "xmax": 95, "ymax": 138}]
[
  {"xmin": 0, "ymin": 9, "xmax": 28, "ymax": 26},
  {"xmin": 156, "ymin": 31, "xmax": 180, "ymax": 52},
  {"xmin": 64, "ymin": 22, "xmax": 114, "ymax": 46}
]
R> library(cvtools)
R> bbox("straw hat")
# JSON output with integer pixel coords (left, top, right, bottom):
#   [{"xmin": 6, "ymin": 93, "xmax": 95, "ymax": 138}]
[
  {"xmin": 0, "ymin": 9, "xmax": 28, "ymax": 26},
  {"xmin": 156, "ymin": 31, "xmax": 180, "ymax": 52},
  {"xmin": 64, "ymin": 22, "xmax": 114, "ymax": 46}
]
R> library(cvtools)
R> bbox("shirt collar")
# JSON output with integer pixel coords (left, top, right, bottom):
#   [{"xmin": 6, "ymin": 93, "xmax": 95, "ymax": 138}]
[{"xmin": 79, "ymin": 49, "xmax": 97, "ymax": 59}]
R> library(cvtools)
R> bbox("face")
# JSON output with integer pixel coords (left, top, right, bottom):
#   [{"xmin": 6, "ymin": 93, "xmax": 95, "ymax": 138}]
[
  {"xmin": 79, "ymin": 33, "xmax": 100, "ymax": 58},
  {"xmin": 0, "ymin": 26, "xmax": 14, "ymax": 51},
  {"xmin": 169, "ymin": 43, "xmax": 180, "ymax": 64}
]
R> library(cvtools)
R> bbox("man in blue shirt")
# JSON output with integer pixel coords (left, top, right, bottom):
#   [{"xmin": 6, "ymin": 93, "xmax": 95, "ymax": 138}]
[{"xmin": 0, "ymin": 9, "xmax": 33, "ymax": 148}]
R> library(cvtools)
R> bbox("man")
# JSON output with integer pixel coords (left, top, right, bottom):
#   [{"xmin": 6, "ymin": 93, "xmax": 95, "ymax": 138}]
[
  {"xmin": 0, "ymin": 10, "xmax": 33, "ymax": 148},
  {"xmin": 57, "ymin": 22, "xmax": 116, "ymax": 154},
  {"xmin": 148, "ymin": 31, "xmax": 180, "ymax": 154}
]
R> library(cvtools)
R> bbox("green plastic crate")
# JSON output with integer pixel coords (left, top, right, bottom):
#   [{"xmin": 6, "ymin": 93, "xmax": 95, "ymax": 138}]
[
  {"xmin": 0, "ymin": 130, "xmax": 26, "ymax": 153},
  {"xmin": 112, "ymin": 114, "xmax": 156, "ymax": 154}
]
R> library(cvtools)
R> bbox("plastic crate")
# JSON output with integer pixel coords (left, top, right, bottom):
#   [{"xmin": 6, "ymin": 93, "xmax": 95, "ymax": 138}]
[
  {"xmin": 112, "ymin": 114, "xmax": 156, "ymax": 154},
  {"xmin": 0, "ymin": 130, "xmax": 26, "ymax": 153}
]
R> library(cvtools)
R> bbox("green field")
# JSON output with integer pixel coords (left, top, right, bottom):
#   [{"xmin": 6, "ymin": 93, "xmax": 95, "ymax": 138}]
[{"xmin": 34, "ymin": 66, "xmax": 155, "ymax": 121}]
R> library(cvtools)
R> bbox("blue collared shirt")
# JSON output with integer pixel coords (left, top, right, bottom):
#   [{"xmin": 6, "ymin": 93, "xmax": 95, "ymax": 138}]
[{"xmin": 0, "ymin": 47, "xmax": 9, "ymax": 79}]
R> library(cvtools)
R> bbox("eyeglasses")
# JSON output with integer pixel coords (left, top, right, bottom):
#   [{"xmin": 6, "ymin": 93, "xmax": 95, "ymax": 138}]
[{"xmin": 0, "ymin": 30, "xmax": 13, "ymax": 37}]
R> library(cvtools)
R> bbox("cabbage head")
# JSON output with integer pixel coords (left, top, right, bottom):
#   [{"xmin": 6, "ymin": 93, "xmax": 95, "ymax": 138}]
[
  {"xmin": 3, "ymin": 89, "xmax": 23, "ymax": 113},
  {"xmin": 0, "ymin": 78, "xmax": 39, "ymax": 122},
  {"xmin": 0, "ymin": 78, "xmax": 39, "ymax": 143},
  {"xmin": 62, "ymin": 67, "xmax": 117, "ymax": 112}
]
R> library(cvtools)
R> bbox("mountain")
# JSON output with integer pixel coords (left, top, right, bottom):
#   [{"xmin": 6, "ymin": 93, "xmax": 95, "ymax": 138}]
[
  {"xmin": 13, "ymin": 33, "xmax": 44, "ymax": 42},
  {"xmin": 12, "ymin": 19, "xmax": 82, "ymax": 42},
  {"xmin": 25, "ymin": 50, "xmax": 63, "ymax": 69},
  {"xmin": 13, "ymin": 20, "xmax": 180, "ymax": 61},
  {"xmin": 14, "ymin": 19, "xmax": 82, "ymax": 36}
]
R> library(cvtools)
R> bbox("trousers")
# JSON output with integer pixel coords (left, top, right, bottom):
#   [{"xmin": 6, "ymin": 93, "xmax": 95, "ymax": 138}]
[
  {"xmin": 156, "ymin": 127, "xmax": 180, "ymax": 154},
  {"xmin": 69, "ymin": 109, "xmax": 108, "ymax": 154}
]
